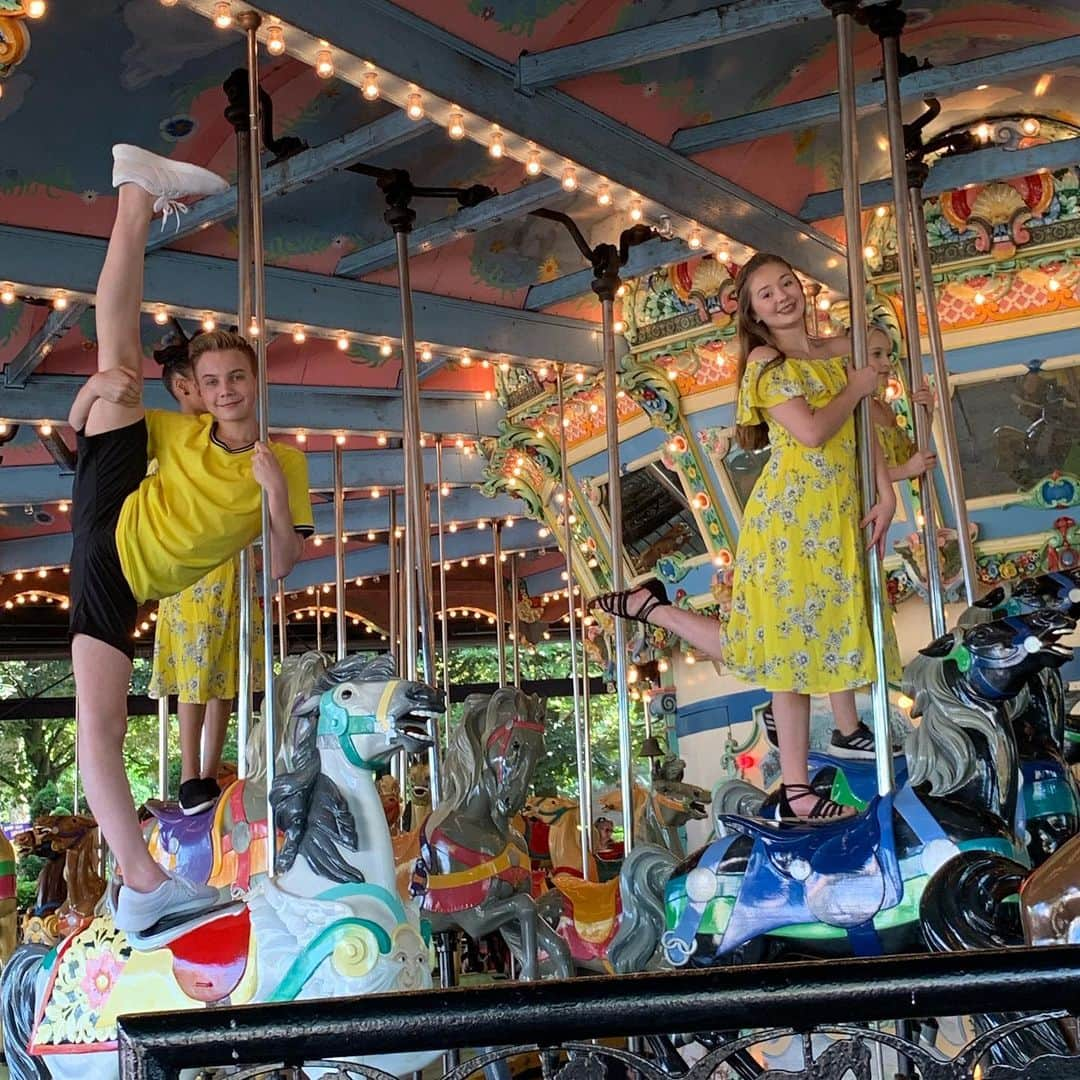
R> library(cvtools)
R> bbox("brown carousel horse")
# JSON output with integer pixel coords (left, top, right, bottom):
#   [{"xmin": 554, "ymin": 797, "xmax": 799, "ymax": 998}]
[
  {"xmin": 14, "ymin": 815, "xmax": 103, "ymax": 947},
  {"xmin": 413, "ymin": 688, "xmax": 572, "ymax": 980}
]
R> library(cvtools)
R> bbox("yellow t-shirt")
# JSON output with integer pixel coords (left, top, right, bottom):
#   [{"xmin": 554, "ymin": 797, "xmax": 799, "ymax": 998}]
[{"xmin": 115, "ymin": 410, "xmax": 314, "ymax": 602}]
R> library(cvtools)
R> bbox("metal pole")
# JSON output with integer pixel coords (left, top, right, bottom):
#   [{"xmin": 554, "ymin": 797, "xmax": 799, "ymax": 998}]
[
  {"xmin": 333, "ymin": 444, "xmax": 347, "ymax": 661},
  {"xmin": 388, "ymin": 495, "xmax": 399, "ymax": 667},
  {"xmin": 239, "ymin": 12, "xmax": 278, "ymax": 873},
  {"xmin": 315, "ymin": 598, "xmax": 323, "ymax": 654},
  {"xmin": 393, "ymin": 231, "xmax": 438, "ymax": 685},
  {"xmin": 871, "ymin": 7, "xmax": 946, "ymax": 638},
  {"xmin": 558, "ymin": 367, "xmax": 591, "ymax": 876},
  {"xmin": 599, "ymin": 304, "xmax": 636, "ymax": 850},
  {"xmin": 510, "ymin": 554, "xmax": 521, "ymax": 686},
  {"xmin": 909, "ymin": 194, "xmax": 978, "ymax": 606},
  {"xmin": 435, "ymin": 439, "xmax": 452, "ymax": 713},
  {"xmin": 157, "ymin": 696, "xmax": 169, "ymax": 801},
  {"xmin": 72, "ymin": 697, "xmax": 79, "ymax": 815},
  {"xmin": 493, "ymin": 523, "xmax": 507, "ymax": 688},
  {"xmin": 233, "ymin": 88, "xmax": 254, "ymax": 786},
  {"xmin": 825, "ymin": 0, "xmax": 894, "ymax": 798},
  {"xmin": 276, "ymin": 579, "xmax": 287, "ymax": 663},
  {"xmin": 581, "ymin": 638, "xmax": 593, "ymax": 821}
]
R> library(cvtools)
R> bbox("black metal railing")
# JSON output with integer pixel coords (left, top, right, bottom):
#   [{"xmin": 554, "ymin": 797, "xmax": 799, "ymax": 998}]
[{"xmin": 117, "ymin": 946, "xmax": 1080, "ymax": 1080}]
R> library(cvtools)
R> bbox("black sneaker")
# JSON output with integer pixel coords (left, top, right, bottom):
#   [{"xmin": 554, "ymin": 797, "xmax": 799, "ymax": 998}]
[
  {"xmin": 829, "ymin": 722, "xmax": 877, "ymax": 760},
  {"xmin": 178, "ymin": 777, "xmax": 221, "ymax": 816}
]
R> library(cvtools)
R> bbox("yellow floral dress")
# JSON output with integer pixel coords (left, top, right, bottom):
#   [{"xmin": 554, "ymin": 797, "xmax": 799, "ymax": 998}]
[
  {"xmin": 877, "ymin": 414, "xmax": 915, "ymax": 472},
  {"xmin": 725, "ymin": 355, "xmax": 900, "ymax": 694},
  {"xmin": 149, "ymin": 554, "xmax": 265, "ymax": 703}
]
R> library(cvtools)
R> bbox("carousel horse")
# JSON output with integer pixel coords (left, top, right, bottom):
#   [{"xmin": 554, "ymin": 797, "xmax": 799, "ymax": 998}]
[
  {"xmin": 0, "ymin": 830, "xmax": 15, "ymax": 968},
  {"xmin": 533, "ymin": 763, "xmax": 710, "ymax": 974},
  {"xmin": 401, "ymin": 760, "xmax": 432, "ymax": 832},
  {"xmin": 519, "ymin": 794, "xmax": 577, "ymax": 869},
  {"xmin": 378, "ymin": 774, "xmax": 403, "ymax": 835},
  {"xmin": 610, "ymin": 610, "xmax": 1074, "ymax": 971},
  {"xmin": 413, "ymin": 688, "xmax": 573, "ymax": 980},
  {"xmin": 14, "ymin": 815, "xmax": 102, "ymax": 947},
  {"xmin": 2, "ymin": 653, "xmax": 445, "ymax": 1080},
  {"xmin": 994, "ymin": 376, "xmax": 1079, "ymax": 489}
]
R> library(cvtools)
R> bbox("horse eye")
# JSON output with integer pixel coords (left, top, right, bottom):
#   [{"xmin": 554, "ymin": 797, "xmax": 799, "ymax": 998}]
[{"xmin": 340, "ymin": 687, "xmax": 353, "ymax": 699}]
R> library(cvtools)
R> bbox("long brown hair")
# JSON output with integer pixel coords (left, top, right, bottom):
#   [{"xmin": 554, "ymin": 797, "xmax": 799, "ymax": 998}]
[{"xmin": 733, "ymin": 252, "xmax": 801, "ymax": 450}]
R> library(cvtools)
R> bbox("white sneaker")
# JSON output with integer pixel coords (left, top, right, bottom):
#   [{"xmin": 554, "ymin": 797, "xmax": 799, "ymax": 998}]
[
  {"xmin": 113, "ymin": 872, "xmax": 221, "ymax": 935},
  {"xmin": 112, "ymin": 144, "xmax": 229, "ymax": 228}
]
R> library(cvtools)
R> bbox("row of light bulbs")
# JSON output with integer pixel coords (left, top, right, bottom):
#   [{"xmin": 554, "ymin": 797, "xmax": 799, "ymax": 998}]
[
  {"xmin": 172, "ymin": 0, "xmax": 744, "ymax": 264},
  {"xmin": 307, "ymin": 514, "xmax": 520, "ymax": 547}
]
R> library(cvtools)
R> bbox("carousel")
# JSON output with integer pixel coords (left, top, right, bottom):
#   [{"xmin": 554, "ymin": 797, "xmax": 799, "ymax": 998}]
[{"xmin": 0, "ymin": 0, "xmax": 1079, "ymax": 1078}]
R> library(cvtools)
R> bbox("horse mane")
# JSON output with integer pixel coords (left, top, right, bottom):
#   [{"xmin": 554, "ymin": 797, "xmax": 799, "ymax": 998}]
[
  {"xmin": 903, "ymin": 650, "xmax": 1011, "ymax": 796},
  {"xmin": 271, "ymin": 653, "xmax": 399, "ymax": 882},
  {"xmin": 425, "ymin": 693, "xmax": 489, "ymax": 834}
]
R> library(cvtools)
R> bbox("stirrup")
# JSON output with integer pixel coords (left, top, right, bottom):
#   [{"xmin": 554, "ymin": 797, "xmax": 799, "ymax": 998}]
[
  {"xmin": 778, "ymin": 784, "xmax": 855, "ymax": 822},
  {"xmin": 589, "ymin": 578, "xmax": 669, "ymax": 626}
]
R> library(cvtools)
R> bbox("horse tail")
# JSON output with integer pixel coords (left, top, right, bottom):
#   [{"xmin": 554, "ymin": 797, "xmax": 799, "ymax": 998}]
[
  {"xmin": 2, "ymin": 943, "xmax": 50, "ymax": 1080},
  {"xmin": 919, "ymin": 851, "xmax": 1069, "ymax": 1068},
  {"xmin": 609, "ymin": 842, "xmax": 676, "ymax": 974}
]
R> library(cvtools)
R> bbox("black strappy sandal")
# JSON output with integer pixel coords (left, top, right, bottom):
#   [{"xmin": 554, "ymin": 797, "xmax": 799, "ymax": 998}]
[
  {"xmin": 777, "ymin": 784, "xmax": 855, "ymax": 823},
  {"xmin": 589, "ymin": 578, "xmax": 670, "ymax": 626}
]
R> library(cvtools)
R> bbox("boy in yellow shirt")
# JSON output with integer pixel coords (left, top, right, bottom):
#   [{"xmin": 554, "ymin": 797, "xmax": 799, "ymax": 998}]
[{"xmin": 67, "ymin": 145, "xmax": 314, "ymax": 946}]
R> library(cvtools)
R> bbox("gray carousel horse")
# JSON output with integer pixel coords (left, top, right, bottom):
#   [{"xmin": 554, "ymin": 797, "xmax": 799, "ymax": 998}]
[{"xmin": 414, "ymin": 688, "xmax": 572, "ymax": 980}]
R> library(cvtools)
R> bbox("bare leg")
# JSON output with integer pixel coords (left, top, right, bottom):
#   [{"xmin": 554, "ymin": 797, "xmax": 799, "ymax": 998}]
[
  {"xmin": 773, "ymin": 691, "xmax": 811, "ymax": 794},
  {"xmin": 177, "ymin": 701, "xmax": 207, "ymax": 784},
  {"xmin": 594, "ymin": 584, "xmax": 725, "ymax": 659},
  {"xmin": 201, "ymin": 698, "xmax": 231, "ymax": 780},
  {"xmin": 72, "ymin": 635, "xmax": 166, "ymax": 893},
  {"xmin": 828, "ymin": 689, "xmax": 861, "ymax": 737},
  {"xmin": 85, "ymin": 184, "xmax": 153, "ymax": 437}
]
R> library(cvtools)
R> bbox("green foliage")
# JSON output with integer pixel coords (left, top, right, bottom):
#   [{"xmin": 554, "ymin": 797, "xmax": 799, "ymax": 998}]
[{"xmin": 29, "ymin": 782, "xmax": 70, "ymax": 820}]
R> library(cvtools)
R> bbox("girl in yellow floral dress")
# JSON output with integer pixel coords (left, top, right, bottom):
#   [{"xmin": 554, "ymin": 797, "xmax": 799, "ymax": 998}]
[
  {"xmin": 149, "ymin": 339, "xmax": 263, "ymax": 815},
  {"xmin": 592, "ymin": 253, "xmax": 899, "ymax": 820}
]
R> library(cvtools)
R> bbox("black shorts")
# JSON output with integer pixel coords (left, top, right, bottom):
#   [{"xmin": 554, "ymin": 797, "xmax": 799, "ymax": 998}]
[{"xmin": 68, "ymin": 418, "xmax": 148, "ymax": 660}]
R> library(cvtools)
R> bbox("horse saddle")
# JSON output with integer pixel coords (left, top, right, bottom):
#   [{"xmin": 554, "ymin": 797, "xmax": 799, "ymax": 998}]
[
  {"xmin": 552, "ymin": 872, "xmax": 621, "ymax": 941},
  {"xmin": 146, "ymin": 799, "xmax": 217, "ymax": 884},
  {"xmin": 128, "ymin": 899, "xmax": 248, "ymax": 954},
  {"xmin": 718, "ymin": 795, "xmax": 902, "ymax": 953}
]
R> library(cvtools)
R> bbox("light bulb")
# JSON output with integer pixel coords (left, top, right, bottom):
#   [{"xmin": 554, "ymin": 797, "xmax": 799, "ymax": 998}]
[
  {"xmin": 371, "ymin": 487, "xmax": 381, "ymax": 499},
  {"xmin": 596, "ymin": 182, "xmax": 612, "ymax": 207},
  {"xmin": 863, "ymin": 245, "xmax": 876, "ymax": 259},
  {"xmin": 27, "ymin": 0, "xmax": 46, "ymax": 15},
  {"xmin": 499, "ymin": 359, "xmax": 510, "ymax": 372},
  {"xmin": 688, "ymin": 225, "xmax": 703, "ymax": 250},
  {"xmin": 52, "ymin": 293, "xmax": 68, "ymax": 311},
  {"xmin": 292, "ymin": 326, "xmax": 306, "ymax": 344},
  {"xmin": 449, "ymin": 522, "xmax": 458, "ymax": 533},
  {"xmin": 202, "ymin": 313, "xmax": 216, "ymax": 332},
  {"xmin": 1021, "ymin": 117, "xmax": 1040, "ymax": 136},
  {"xmin": 447, "ymin": 109, "xmax": 465, "ymax": 140},
  {"xmin": 1048, "ymin": 277, "xmax": 1061, "ymax": 292},
  {"xmin": 614, "ymin": 320, "xmax": 625, "ymax": 333},
  {"xmin": 717, "ymin": 247, "xmax": 731, "ymax": 263},
  {"xmin": 296, "ymin": 431, "xmax": 307, "ymax": 445},
  {"xmin": 154, "ymin": 306, "xmax": 169, "ymax": 325},
  {"xmin": 367, "ymin": 530, "xmax": 376, "ymax": 541},
  {"xmin": 629, "ymin": 197, "xmax": 643, "ymax": 222},
  {"xmin": 315, "ymin": 49, "xmax": 334, "ymax": 79},
  {"xmin": 460, "ymin": 353, "xmax": 472, "ymax": 367},
  {"xmin": 479, "ymin": 555, "xmax": 488, "ymax": 566},
  {"xmin": 974, "ymin": 291, "xmax": 986, "ymax": 305},
  {"xmin": 817, "ymin": 296, "xmax": 831, "ymax": 311},
  {"xmin": 376, "ymin": 432, "xmax": 387, "ymax": 446},
  {"xmin": 455, "ymin": 436, "xmax": 465, "ymax": 449},
  {"xmin": 1, "ymin": 284, "xmax": 15, "ymax": 305},
  {"xmin": 561, "ymin": 165, "xmax": 578, "ymax": 191},
  {"xmin": 58, "ymin": 500, "xmax": 69, "ymax": 513},
  {"xmin": 337, "ymin": 334, "xmax": 350, "ymax": 351},
  {"xmin": 420, "ymin": 345, "xmax": 433, "ymax": 361},
  {"xmin": 159, "ymin": 0, "xmax": 179, "ymax": 5},
  {"xmin": 484, "ymin": 390, "xmax": 493, "ymax": 400},
  {"xmin": 406, "ymin": 92, "xmax": 424, "ymax": 121},
  {"xmin": 538, "ymin": 364, "xmax": 549, "ymax": 379},
  {"xmin": 248, "ymin": 319, "xmax": 259, "ymax": 338},
  {"xmin": 615, "ymin": 284, "xmax": 626, "ymax": 298},
  {"xmin": 440, "ymin": 483, "xmax": 450, "ymax": 496},
  {"xmin": 361, "ymin": 71, "xmax": 380, "ymax": 101},
  {"xmin": 488, "ymin": 126, "xmax": 504, "ymax": 157},
  {"xmin": 525, "ymin": 147, "xmax": 542, "ymax": 176},
  {"xmin": 478, "ymin": 520, "xmax": 487, "ymax": 530},
  {"xmin": 266, "ymin": 24, "xmax": 285, "ymax": 55},
  {"xmin": 379, "ymin": 339, "xmax": 393, "ymax": 357},
  {"xmin": 39, "ymin": 423, "xmax": 53, "ymax": 437},
  {"xmin": 575, "ymin": 370, "xmax": 585, "ymax": 383},
  {"xmin": 212, "ymin": 2, "xmax": 232, "ymax": 28},
  {"xmin": 335, "ymin": 434, "xmax": 346, "ymax": 446}
]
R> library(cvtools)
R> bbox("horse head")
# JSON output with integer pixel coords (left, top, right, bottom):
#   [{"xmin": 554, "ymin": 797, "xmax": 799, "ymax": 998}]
[
  {"xmin": 480, "ymin": 688, "xmax": 546, "ymax": 822},
  {"xmin": 310, "ymin": 653, "xmax": 441, "ymax": 770},
  {"xmin": 921, "ymin": 610, "xmax": 1075, "ymax": 704}
]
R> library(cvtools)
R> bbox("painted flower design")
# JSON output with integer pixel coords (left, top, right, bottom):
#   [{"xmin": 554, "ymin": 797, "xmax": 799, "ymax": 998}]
[{"xmin": 79, "ymin": 949, "xmax": 124, "ymax": 1010}]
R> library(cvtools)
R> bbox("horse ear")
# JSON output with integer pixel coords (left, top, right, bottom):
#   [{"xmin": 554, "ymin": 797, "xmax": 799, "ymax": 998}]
[
  {"xmin": 920, "ymin": 631, "xmax": 956, "ymax": 658},
  {"xmin": 974, "ymin": 586, "xmax": 1006, "ymax": 610}
]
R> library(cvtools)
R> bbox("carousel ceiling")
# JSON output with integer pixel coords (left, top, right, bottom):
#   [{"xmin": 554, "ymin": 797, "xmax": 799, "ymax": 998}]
[{"xmin": 0, "ymin": 0, "xmax": 1078, "ymax": 649}]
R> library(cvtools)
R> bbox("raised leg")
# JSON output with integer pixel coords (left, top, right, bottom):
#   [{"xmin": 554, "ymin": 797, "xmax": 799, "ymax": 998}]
[{"xmin": 85, "ymin": 185, "xmax": 153, "ymax": 437}]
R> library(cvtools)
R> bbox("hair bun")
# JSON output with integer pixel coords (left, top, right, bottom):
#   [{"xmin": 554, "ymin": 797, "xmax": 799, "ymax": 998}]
[{"xmin": 152, "ymin": 317, "xmax": 191, "ymax": 368}]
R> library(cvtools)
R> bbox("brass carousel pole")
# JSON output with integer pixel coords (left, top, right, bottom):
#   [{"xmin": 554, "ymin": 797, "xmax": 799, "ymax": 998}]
[
  {"xmin": 823, "ymin": 0, "xmax": 894, "ymax": 796},
  {"xmin": 868, "ymin": 3, "xmax": 946, "ymax": 637},
  {"xmin": 493, "ymin": 522, "xmax": 508, "ymax": 688},
  {"xmin": 333, "ymin": 443, "xmax": 347, "ymax": 660}
]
